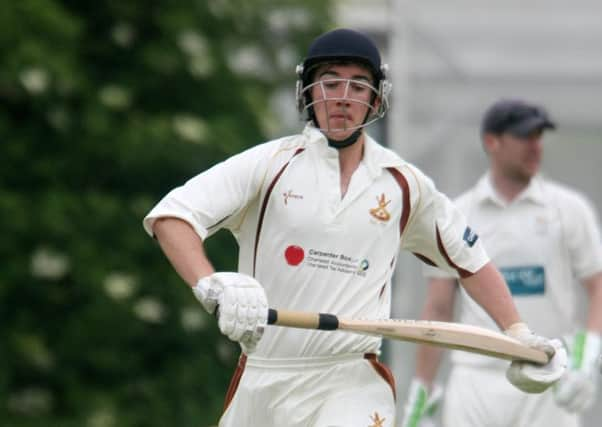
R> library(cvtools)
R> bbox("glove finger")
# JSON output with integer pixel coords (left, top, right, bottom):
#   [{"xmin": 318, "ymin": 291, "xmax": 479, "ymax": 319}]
[
  {"xmin": 537, "ymin": 338, "xmax": 561, "ymax": 358},
  {"xmin": 218, "ymin": 287, "xmax": 241, "ymax": 337},
  {"xmin": 229, "ymin": 287, "xmax": 264, "ymax": 342},
  {"xmin": 228, "ymin": 288, "xmax": 252, "ymax": 341},
  {"xmin": 215, "ymin": 280, "xmax": 268, "ymax": 348},
  {"xmin": 240, "ymin": 288, "xmax": 267, "ymax": 345}
]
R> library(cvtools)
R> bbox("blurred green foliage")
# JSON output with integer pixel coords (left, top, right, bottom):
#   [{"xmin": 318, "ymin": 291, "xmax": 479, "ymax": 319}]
[{"xmin": 0, "ymin": 1, "xmax": 331, "ymax": 425}]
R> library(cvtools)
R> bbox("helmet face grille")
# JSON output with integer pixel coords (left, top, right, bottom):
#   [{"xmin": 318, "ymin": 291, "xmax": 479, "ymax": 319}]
[{"xmin": 296, "ymin": 76, "xmax": 391, "ymax": 133}]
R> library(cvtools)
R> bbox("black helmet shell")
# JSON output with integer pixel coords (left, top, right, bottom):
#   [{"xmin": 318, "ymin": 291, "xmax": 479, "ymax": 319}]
[{"xmin": 301, "ymin": 28, "xmax": 383, "ymax": 84}]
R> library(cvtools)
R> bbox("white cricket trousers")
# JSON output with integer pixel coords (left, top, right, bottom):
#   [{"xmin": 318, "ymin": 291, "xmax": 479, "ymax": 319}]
[
  {"xmin": 443, "ymin": 365, "xmax": 580, "ymax": 427},
  {"xmin": 219, "ymin": 352, "xmax": 396, "ymax": 427}
]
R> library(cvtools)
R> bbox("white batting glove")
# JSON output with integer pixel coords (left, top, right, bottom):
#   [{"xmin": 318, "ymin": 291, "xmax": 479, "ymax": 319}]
[
  {"xmin": 504, "ymin": 322, "xmax": 568, "ymax": 393},
  {"xmin": 400, "ymin": 378, "xmax": 443, "ymax": 427},
  {"xmin": 554, "ymin": 331, "xmax": 601, "ymax": 412},
  {"xmin": 193, "ymin": 272, "xmax": 268, "ymax": 353}
]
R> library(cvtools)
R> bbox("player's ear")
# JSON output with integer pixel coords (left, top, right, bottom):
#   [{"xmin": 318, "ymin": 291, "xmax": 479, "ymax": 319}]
[
  {"xmin": 482, "ymin": 133, "xmax": 499, "ymax": 154},
  {"xmin": 372, "ymin": 95, "xmax": 381, "ymax": 112}
]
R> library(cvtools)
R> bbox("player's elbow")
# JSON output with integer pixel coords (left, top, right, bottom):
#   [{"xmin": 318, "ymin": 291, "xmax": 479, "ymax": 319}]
[{"xmin": 423, "ymin": 300, "xmax": 454, "ymax": 322}]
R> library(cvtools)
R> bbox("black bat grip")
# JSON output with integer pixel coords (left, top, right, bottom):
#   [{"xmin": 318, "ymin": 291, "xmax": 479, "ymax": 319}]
[{"xmin": 267, "ymin": 308, "xmax": 339, "ymax": 330}]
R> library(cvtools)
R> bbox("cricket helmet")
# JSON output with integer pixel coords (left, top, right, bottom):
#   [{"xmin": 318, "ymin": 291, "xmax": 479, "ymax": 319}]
[{"xmin": 295, "ymin": 28, "xmax": 391, "ymax": 130}]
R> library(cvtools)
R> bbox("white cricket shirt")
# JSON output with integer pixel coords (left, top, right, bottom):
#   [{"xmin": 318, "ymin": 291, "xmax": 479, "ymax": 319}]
[
  {"xmin": 144, "ymin": 124, "xmax": 489, "ymax": 358},
  {"xmin": 426, "ymin": 173, "xmax": 602, "ymax": 367}
]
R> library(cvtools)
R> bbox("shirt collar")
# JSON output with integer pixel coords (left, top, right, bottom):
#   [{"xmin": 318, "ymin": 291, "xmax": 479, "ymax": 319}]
[
  {"xmin": 474, "ymin": 172, "xmax": 547, "ymax": 207},
  {"xmin": 301, "ymin": 123, "xmax": 402, "ymax": 179}
]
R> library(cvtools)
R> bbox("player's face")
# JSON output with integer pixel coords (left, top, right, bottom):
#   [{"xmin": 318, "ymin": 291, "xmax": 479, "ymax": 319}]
[
  {"xmin": 492, "ymin": 131, "xmax": 543, "ymax": 183},
  {"xmin": 308, "ymin": 63, "xmax": 379, "ymax": 140}
]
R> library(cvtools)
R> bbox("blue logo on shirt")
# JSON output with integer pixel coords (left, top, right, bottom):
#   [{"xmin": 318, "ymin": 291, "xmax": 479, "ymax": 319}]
[
  {"xmin": 463, "ymin": 227, "xmax": 479, "ymax": 247},
  {"xmin": 500, "ymin": 266, "xmax": 545, "ymax": 296}
]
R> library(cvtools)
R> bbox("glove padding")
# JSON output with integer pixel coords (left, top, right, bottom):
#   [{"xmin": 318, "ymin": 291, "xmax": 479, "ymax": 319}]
[
  {"xmin": 505, "ymin": 323, "xmax": 567, "ymax": 393},
  {"xmin": 554, "ymin": 331, "xmax": 601, "ymax": 412},
  {"xmin": 193, "ymin": 272, "xmax": 268, "ymax": 353},
  {"xmin": 400, "ymin": 378, "xmax": 443, "ymax": 427}
]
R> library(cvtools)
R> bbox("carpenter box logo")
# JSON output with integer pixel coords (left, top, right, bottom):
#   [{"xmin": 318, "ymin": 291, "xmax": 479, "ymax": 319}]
[{"xmin": 293, "ymin": 248, "xmax": 369, "ymax": 277}]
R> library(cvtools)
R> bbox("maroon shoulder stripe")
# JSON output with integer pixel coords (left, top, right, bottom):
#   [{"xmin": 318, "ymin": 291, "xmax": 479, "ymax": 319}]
[
  {"xmin": 253, "ymin": 148, "xmax": 305, "ymax": 276},
  {"xmin": 435, "ymin": 225, "xmax": 472, "ymax": 278},
  {"xmin": 386, "ymin": 168, "xmax": 411, "ymax": 237}
]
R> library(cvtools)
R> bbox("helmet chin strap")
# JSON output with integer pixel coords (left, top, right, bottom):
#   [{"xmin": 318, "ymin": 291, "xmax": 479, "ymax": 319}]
[
  {"xmin": 327, "ymin": 128, "xmax": 363, "ymax": 149},
  {"xmin": 323, "ymin": 108, "xmax": 371, "ymax": 149}
]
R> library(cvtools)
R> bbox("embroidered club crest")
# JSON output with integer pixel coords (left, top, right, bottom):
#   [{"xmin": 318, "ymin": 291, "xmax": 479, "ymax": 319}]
[
  {"xmin": 368, "ymin": 411, "xmax": 386, "ymax": 427},
  {"xmin": 369, "ymin": 193, "xmax": 391, "ymax": 222}
]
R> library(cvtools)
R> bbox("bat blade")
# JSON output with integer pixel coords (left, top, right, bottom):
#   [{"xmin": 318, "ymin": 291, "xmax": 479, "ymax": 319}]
[
  {"xmin": 339, "ymin": 318, "xmax": 549, "ymax": 364},
  {"xmin": 267, "ymin": 309, "xmax": 548, "ymax": 364}
]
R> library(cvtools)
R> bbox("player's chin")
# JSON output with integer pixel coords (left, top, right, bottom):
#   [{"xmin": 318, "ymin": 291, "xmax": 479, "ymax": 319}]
[
  {"xmin": 524, "ymin": 162, "xmax": 540, "ymax": 177},
  {"xmin": 324, "ymin": 129, "xmax": 355, "ymax": 142},
  {"xmin": 325, "ymin": 123, "xmax": 361, "ymax": 138}
]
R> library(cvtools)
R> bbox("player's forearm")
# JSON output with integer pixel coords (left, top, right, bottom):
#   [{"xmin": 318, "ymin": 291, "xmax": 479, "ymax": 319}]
[
  {"xmin": 585, "ymin": 272, "xmax": 602, "ymax": 333},
  {"xmin": 415, "ymin": 340, "xmax": 445, "ymax": 387},
  {"xmin": 459, "ymin": 262, "xmax": 521, "ymax": 330},
  {"xmin": 153, "ymin": 217, "xmax": 215, "ymax": 287}
]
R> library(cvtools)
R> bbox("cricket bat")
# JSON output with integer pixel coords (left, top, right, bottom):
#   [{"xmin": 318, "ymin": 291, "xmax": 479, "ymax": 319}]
[{"xmin": 267, "ymin": 308, "xmax": 549, "ymax": 364}]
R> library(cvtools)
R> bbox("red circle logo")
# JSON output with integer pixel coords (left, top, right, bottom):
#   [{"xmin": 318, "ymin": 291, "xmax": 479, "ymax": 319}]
[{"xmin": 284, "ymin": 245, "xmax": 305, "ymax": 266}]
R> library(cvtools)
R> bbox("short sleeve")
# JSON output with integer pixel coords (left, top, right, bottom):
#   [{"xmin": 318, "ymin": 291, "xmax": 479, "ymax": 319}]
[
  {"xmin": 562, "ymin": 190, "xmax": 602, "ymax": 279},
  {"xmin": 399, "ymin": 165, "xmax": 489, "ymax": 278},
  {"xmin": 143, "ymin": 142, "xmax": 275, "ymax": 240}
]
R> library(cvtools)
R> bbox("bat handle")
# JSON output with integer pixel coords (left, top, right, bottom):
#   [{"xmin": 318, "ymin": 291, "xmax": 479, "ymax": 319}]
[{"xmin": 267, "ymin": 308, "xmax": 339, "ymax": 331}]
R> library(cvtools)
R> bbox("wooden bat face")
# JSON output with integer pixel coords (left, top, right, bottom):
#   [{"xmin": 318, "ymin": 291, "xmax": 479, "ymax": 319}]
[
  {"xmin": 267, "ymin": 309, "xmax": 548, "ymax": 364},
  {"xmin": 339, "ymin": 318, "xmax": 548, "ymax": 363}
]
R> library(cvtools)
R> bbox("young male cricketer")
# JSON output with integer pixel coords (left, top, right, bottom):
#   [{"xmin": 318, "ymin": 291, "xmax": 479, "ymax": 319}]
[
  {"xmin": 143, "ymin": 30, "xmax": 567, "ymax": 427},
  {"xmin": 402, "ymin": 100, "xmax": 602, "ymax": 427}
]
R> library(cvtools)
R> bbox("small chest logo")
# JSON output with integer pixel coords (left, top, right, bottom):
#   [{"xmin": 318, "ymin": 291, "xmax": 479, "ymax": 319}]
[
  {"xmin": 284, "ymin": 245, "xmax": 305, "ymax": 266},
  {"xmin": 463, "ymin": 226, "xmax": 479, "ymax": 247},
  {"xmin": 283, "ymin": 189, "xmax": 303, "ymax": 205},
  {"xmin": 369, "ymin": 193, "xmax": 391, "ymax": 222}
]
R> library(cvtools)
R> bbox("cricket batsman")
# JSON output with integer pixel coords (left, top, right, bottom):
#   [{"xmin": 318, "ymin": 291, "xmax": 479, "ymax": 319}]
[{"xmin": 144, "ymin": 29, "xmax": 567, "ymax": 426}]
